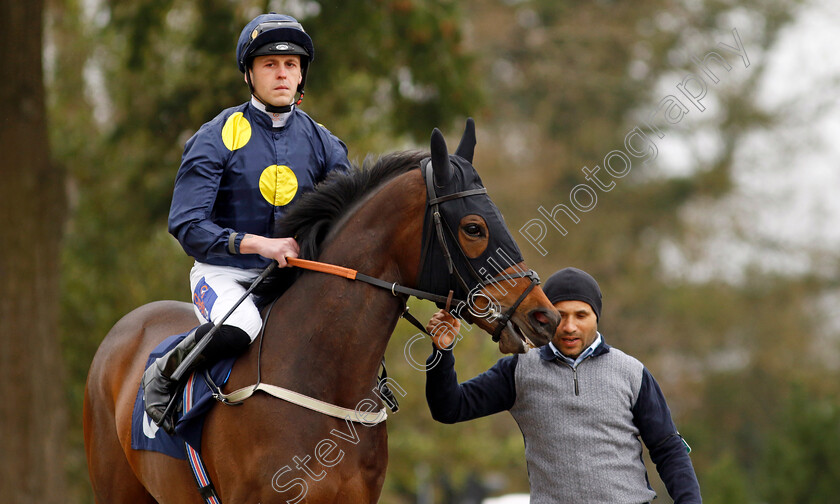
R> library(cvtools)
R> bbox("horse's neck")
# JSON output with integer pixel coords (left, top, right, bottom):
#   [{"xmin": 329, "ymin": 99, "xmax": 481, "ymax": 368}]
[
  {"xmin": 260, "ymin": 171, "xmax": 425, "ymax": 405},
  {"xmin": 260, "ymin": 277, "xmax": 404, "ymax": 405}
]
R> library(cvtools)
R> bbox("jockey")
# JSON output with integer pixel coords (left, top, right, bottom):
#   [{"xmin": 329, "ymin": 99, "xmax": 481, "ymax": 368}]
[{"xmin": 143, "ymin": 13, "xmax": 351, "ymax": 431}]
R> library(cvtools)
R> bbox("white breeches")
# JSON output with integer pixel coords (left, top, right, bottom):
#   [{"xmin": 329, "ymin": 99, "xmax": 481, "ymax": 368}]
[{"xmin": 189, "ymin": 262, "xmax": 263, "ymax": 342}]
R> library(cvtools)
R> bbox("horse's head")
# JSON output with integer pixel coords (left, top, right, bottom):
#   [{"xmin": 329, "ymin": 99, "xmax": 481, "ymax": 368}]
[{"xmin": 417, "ymin": 119, "xmax": 559, "ymax": 353}]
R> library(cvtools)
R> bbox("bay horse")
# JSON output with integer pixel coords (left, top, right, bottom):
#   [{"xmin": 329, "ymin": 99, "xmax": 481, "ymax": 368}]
[{"xmin": 84, "ymin": 120, "xmax": 559, "ymax": 503}]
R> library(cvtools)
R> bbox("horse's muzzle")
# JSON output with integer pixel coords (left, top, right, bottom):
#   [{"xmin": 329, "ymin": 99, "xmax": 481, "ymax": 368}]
[{"xmin": 497, "ymin": 306, "xmax": 559, "ymax": 354}]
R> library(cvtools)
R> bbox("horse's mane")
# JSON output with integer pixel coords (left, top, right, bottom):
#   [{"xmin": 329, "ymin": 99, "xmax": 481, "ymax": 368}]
[{"xmin": 253, "ymin": 150, "xmax": 427, "ymax": 302}]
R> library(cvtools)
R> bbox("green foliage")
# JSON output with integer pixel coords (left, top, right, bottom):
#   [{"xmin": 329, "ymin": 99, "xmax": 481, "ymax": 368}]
[
  {"xmin": 309, "ymin": 1, "xmax": 480, "ymax": 148},
  {"xmin": 700, "ymin": 452, "xmax": 754, "ymax": 504},
  {"xmin": 757, "ymin": 384, "xmax": 840, "ymax": 503}
]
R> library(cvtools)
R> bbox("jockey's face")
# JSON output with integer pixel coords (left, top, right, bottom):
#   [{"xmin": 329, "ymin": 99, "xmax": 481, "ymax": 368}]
[
  {"xmin": 552, "ymin": 300, "xmax": 598, "ymax": 359},
  {"xmin": 248, "ymin": 54, "xmax": 302, "ymax": 107}
]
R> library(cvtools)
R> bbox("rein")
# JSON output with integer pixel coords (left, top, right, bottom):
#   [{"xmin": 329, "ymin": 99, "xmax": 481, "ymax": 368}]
[
  {"xmin": 285, "ymin": 257, "xmax": 456, "ymax": 305},
  {"xmin": 281, "ymin": 257, "xmax": 456, "ymax": 340},
  {"xmin": 284, "ymin": 257, "xmax": 538, "ymax": 341}
]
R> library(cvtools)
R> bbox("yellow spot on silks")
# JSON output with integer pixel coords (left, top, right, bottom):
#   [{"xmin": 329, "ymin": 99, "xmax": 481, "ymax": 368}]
[
  {"xmin": 259, "ymin": 165, "xmax": 298, "ymax": 206},
  {"xmin": 221, "ymin": 112, "xmax": 252, "ymax": 151}
]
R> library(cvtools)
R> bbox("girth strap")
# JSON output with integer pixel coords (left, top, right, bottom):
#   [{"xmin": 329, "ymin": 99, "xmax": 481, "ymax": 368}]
[
  {"xmin": 183, "ymin": 374, "xmax": 222, "ymax": 504},
  {"xmin": 185, "ymin": 441, "xmax": 221, "ymax": 504}
]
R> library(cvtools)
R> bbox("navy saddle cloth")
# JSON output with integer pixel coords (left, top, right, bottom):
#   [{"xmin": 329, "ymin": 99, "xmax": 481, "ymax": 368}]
[{"xmin": 130, "ymin": 329, "xmax": 236, "ymax": 459}]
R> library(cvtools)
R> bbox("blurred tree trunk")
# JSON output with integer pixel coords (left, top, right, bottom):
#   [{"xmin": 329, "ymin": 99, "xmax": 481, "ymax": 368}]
[{"xmin": 0, "ymin": 0, "xmax": 68, "ymax": 502}]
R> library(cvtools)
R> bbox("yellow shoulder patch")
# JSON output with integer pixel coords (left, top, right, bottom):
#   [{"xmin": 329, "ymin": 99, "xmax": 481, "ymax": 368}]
[{"xmin": 221, "ymin": 112, "xmax": 252, "ymax": 151}]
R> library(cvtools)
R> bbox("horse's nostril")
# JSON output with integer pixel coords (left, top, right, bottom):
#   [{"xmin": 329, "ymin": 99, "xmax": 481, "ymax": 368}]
[
  {"xmin": 529, "ymin": 308, "xmax": 559, "ymax": 333},
  {"xmin": 533, "ymin": 310, "xmax": 550, "ymax": 325}
]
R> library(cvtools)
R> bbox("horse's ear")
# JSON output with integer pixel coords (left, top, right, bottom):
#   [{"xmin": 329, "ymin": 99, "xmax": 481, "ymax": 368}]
[
  {"xmin": 430, "ymin": 127, "xmax": 453, "ymax": 186},
  {"xmin": 454, "ymin": 117, "xmax": 476, "ymax": 163}
]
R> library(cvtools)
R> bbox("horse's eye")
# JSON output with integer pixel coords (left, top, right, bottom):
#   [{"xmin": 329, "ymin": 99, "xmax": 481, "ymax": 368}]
[{"xmin": 464, "ymin": 223, "xmax": 483, "ymax": 237}]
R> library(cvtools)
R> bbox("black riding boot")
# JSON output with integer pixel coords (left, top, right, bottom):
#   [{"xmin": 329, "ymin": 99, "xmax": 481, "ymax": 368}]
[
  {"xmin": 142, "ymin": 323, "xmax": 211, "ymax": 432},
  {"xmin": 142, "ymin": 322, "xmax": 251, "ymax": 433}
]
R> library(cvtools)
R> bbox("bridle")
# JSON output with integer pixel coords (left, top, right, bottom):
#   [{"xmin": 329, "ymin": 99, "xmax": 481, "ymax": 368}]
[
  {"xmin": 286, "ymin": 159, "xmax": 541, "ymax": 342},
  {"xmin": 419, "ymin": 159, "xmax": 540, "ymax": 342}
]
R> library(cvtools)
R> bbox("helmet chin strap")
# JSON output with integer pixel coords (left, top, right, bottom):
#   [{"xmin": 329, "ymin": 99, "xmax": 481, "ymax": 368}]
[
  {"xmin": 245, "ymin": 68, "xmax": 303, "ymax": 113},
  {"xmin": 256, "ymin": 95, "xmax": 293, "ymax": 114}
]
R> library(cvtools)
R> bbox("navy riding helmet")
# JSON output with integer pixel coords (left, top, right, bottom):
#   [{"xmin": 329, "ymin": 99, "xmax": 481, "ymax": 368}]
[{"xmin": 236, "ymin": 13, "xmax": 315, "ymax": 97}]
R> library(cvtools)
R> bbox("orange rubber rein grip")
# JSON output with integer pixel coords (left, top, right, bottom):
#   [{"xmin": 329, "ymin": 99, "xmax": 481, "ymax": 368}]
[{"xmin": 285, "ymin": 257, "xmax": 358, "ymax": 280}]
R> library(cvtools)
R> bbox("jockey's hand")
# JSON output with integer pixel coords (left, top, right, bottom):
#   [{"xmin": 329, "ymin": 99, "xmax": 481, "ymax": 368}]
[
  {"xmin": 426, "ymin": 309, "xmax": 460, "ymax": 350},
  {"xmin": 239, "ymin": 235, "xmax": 300, "ymax": 267}
]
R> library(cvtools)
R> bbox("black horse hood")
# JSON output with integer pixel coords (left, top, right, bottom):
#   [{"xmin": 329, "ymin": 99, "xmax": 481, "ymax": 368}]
[{"xmin": 417, "ymin": 120, "xmax": 525, "ymax": 312}]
